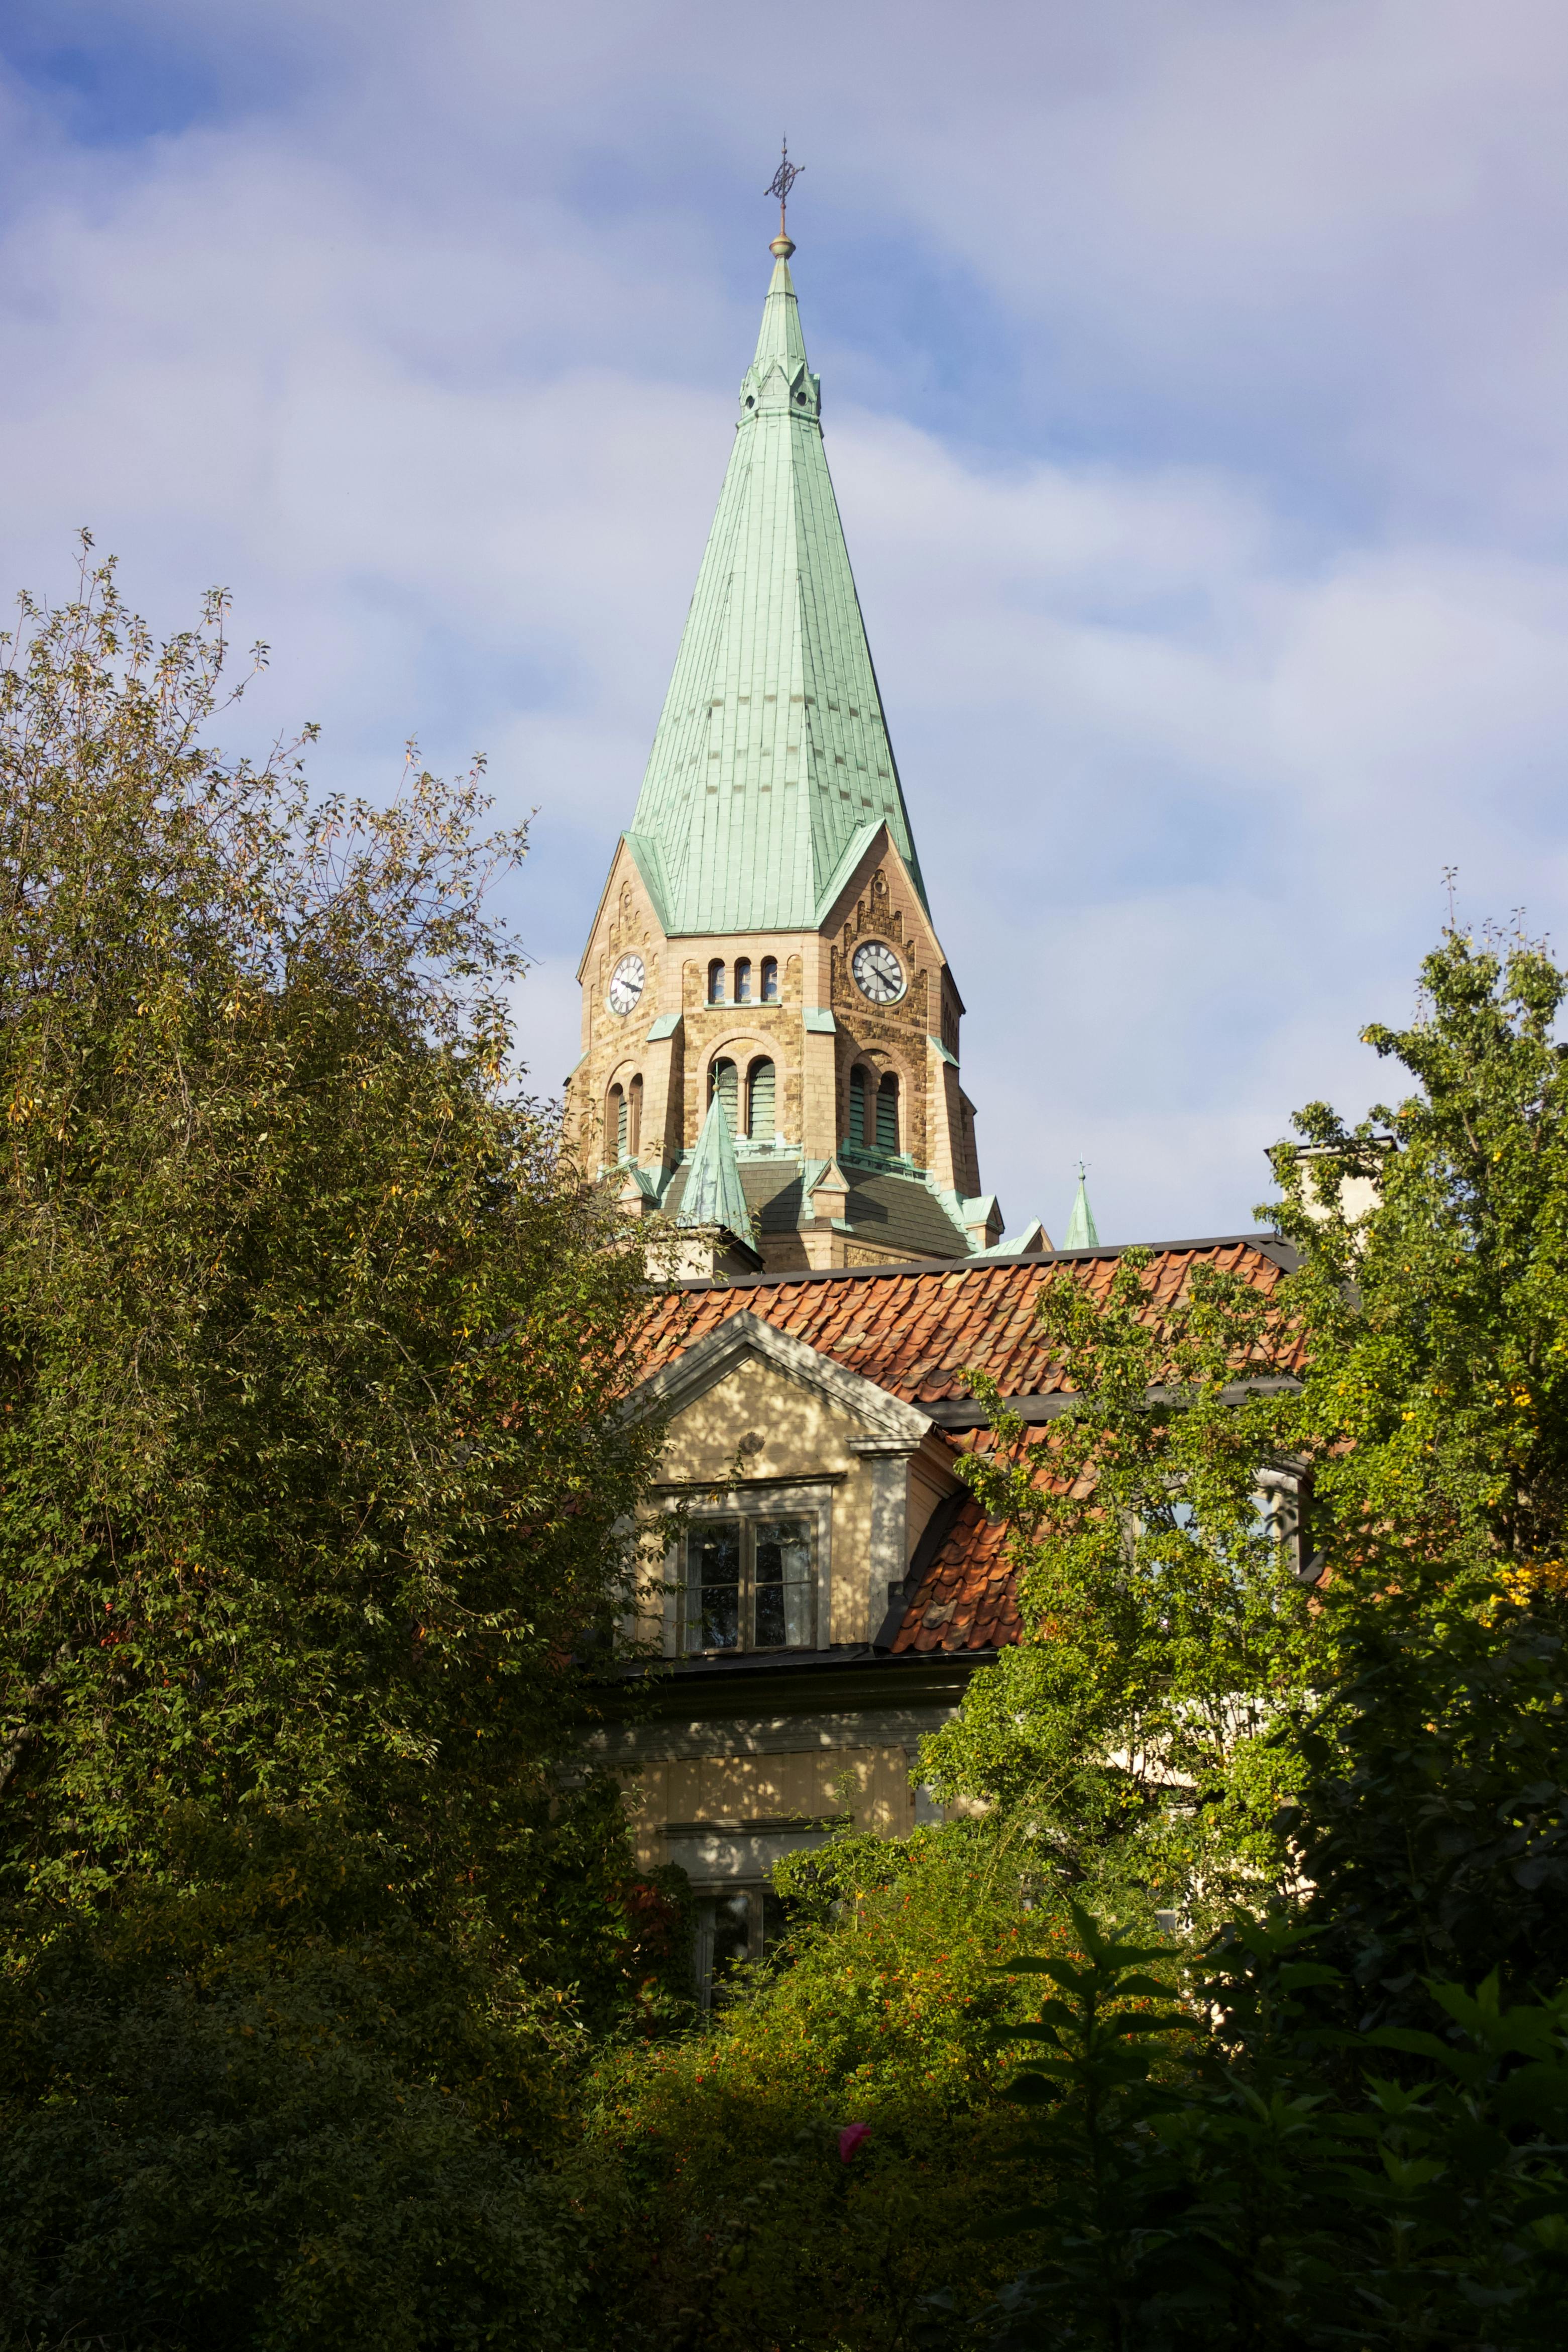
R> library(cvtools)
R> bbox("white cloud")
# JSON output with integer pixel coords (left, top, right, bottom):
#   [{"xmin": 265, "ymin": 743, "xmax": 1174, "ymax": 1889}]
[{"xmin": 4, "ymin": 0, "xmax": 1567, "ymax": 1245}]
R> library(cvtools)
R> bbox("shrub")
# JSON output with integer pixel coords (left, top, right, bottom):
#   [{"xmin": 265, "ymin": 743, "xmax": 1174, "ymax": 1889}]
[{"xmin": 571, "ymin": 1825, "xmax": 1096, "ymax": 2351}]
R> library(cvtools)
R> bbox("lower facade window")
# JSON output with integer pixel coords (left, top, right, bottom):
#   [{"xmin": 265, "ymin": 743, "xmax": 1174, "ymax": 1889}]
[
  {"xmin": 683, "ymin": 1514, "xmax": 814, "ymax": 1652},
  {"xmin": 694, "ymin": 1887, "xmax": 790, "ymax": 2010}
]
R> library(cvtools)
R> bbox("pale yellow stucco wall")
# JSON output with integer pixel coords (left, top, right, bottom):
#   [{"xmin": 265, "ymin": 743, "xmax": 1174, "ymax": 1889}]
[
  {"xmin": 620, "ymin": 1745, "xmax": 917, "ymax": 1871},
  {"xmin": 616, "ymin": 1338, "xmax": 965, "ymax": 1885}
]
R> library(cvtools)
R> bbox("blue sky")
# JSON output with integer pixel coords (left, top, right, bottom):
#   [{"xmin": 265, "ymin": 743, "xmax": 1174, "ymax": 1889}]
[{"xmin": 5, "ymin": 0, "xmax": 1568, "ymax": 1244}]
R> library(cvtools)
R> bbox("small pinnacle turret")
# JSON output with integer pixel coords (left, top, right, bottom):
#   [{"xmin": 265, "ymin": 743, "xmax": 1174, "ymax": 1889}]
[
  {"xmin": 1065, "ymin": 1167, "xmax": 1100, "ymax": 1250},
  {"xmin": 679, "ymin": 1094, "xmax": 751, "ymax": 1239}
]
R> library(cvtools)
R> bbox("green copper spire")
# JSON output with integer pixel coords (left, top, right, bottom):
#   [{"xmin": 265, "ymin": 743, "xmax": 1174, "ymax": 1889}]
[
  {"xmin": 625, "ymin": 237, "xmax": 928, "ymax": 934},
  {"xmin": 678, "ymin": 1094, "xmax": 752, "ymax": 1238},
  {"xmin": 1064, "ymin": 1165, "xmax": 1100, "ymax": 1250}
]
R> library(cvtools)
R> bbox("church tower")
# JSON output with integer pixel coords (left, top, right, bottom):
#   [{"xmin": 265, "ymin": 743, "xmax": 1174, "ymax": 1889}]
[{"xmin": 568, "ymin": 216, "xmax": 999, "ymax": 1272}]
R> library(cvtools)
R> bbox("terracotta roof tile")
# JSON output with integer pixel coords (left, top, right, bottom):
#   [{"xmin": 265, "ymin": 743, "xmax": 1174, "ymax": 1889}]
[
  {"xmin": 888, "ymin": 1496, "xmax": 1024, "ymax": 1655},
  {"xmin": 637, "ymin": 1241, "xmax": 1299, "ymax": 1408},
  {"xmin": 632, "ymin": 1241, "xmax": 1300, "ymax": 1657}
]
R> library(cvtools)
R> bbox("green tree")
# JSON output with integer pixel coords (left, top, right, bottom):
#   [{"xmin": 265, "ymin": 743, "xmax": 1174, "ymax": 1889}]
[
  {"xmin": 0, "ymin": 552, "xmax": 675, "ymax": 2343},
  {"xmin": 0, "ymin": 548, "xmax": 662, "ymax": 1918},
  {"xmin": 1275, "ymin": 921, "xmax": 1568, "ymax": 1590},
  {"xmin": 919, "ymin": 1253, "xmax": 1315, "ymax": 1924},
  {"xmin": 575, "ymin": 1821, "xmax": 1066, "ymax": 2352},
  {"xmin": 924, "ymin": 924, "xmax": 1568, "ymax": 1942}
]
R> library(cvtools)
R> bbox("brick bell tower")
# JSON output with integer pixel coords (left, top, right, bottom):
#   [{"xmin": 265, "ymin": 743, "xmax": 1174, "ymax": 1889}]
[{"xmin": 566, "ymin": 204, "xmax": 999, "ymax": 1272}]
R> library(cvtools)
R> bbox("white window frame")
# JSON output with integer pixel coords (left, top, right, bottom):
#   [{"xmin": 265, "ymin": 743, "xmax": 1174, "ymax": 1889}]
[{"xmin": 665, "ymin": 1481, "xmax": 833, "ymax": 1658}]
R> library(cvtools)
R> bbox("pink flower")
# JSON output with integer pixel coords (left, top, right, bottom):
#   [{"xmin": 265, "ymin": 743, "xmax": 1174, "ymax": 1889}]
[{"xmin": 838, "ymin": 2122, "xmax": 871, "ymax": 2164}]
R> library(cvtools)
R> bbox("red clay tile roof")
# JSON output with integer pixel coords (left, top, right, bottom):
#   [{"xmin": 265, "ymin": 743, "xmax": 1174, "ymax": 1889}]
[
  {"xmin": 632, "ymin": 1241, "xmax": 1302, "ymax": 1658},
  {"xmin": 635, "ymin": 1240, "xmax": 1299, "ymax": 1407},
  {"xmin": 896, "ymin": 1498, "xmax": 1018, "ymax": 1655}
]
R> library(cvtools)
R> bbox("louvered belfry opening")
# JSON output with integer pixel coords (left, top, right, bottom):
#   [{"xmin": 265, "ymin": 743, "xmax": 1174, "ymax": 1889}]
[
  {"xmin": 609, "ymin": 1083, "xmax": 628, "ymax": 1158},
  {"xmin": 628, "ymin": 1074, "xmax": 643, "ymax": 1156},
  {"xmin": 709, "ymin": 1058, "xmax": 739, "ymax": 1129},
  {"xmin": 848, "ymin": 1065, "xmax": 867, "ymax": 1149},
  {"xmin": 876, "ymin": 1072, "xmax": 900, "ymax": 1153},
  {"xmin": 747, "ymin": 1057, "xmax": 775, "ymax": 1142}
]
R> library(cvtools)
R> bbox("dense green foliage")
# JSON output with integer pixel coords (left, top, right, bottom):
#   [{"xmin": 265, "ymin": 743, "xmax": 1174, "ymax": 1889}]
[
  {"xmin": 919, "ymin": 1258, "xmax": 1314, "ymax": 1925},
  {"xmin": 0, "ymin": 558, "xmax": 663, "ymax": 1911},
  {"xmin": 925, "ymin": 926, "xmax": 1568, "ymax": 1946},
  {"xmin": 1287, "ymin": 1582, "xmax": 1568, "ymax": 2025},
  {"xmin": 0, "ymin": 1811, "xmax": 581, "ymax": 2349},
  {"xmin": 1278, "ymin": 924, "xmax": 1568, "ymax": 1588},
  {"xmin": 573, "ymin": 1828, "xmax": 1061, "ymax": 2349},
  {"xmin": 985, "ymin": 1906, "xmax": 1568, "ymax": 2349}
]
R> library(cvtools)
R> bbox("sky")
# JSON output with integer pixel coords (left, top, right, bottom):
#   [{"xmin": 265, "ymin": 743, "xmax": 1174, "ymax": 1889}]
[{"xmin": 4, "ymin": 0, "xmax": 1568, "ymax": 1246}]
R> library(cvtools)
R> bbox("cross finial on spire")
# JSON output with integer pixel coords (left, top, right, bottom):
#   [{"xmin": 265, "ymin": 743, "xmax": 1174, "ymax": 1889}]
[{"xmin": 766, "ymin": 137, "xmax": 803, "ymax": 258}]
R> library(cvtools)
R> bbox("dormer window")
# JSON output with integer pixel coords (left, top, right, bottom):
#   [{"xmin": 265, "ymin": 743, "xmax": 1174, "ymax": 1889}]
[{"xmin": 682, "ymin": 1514, "xmax": 814, "ymax": 1652}]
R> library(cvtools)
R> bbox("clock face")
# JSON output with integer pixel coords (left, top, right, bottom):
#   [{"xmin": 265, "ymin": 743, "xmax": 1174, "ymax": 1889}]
[
  {"xmin": 851, "ymin": 939, "xmax": 905, "ymax": 1005},
  {"xmin": 607, "ymin": 953, "xmax": 646, "ymax": 1016}
]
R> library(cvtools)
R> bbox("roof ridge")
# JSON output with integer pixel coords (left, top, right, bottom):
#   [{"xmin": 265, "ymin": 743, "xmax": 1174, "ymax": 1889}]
[{"xmin": 663, "ymin": 1232, "xmax": 1296, "ymax": 1292}]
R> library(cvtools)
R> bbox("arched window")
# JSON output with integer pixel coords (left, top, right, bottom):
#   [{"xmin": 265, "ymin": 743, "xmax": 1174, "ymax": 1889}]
[
  {"xmin": 628, "ymin": 1074, "xmax": 643, "ymax": 1157},
  {"xmin": 709, "ymin": 1057, "xmax": 739, "ymax": 1128},
  {"xmin": 607, "ymin": 1083, "xmax": 627, "ymax": 1160},
  {"xmin": 848, "ymin": 1064, "xmax": 867, "ymax": 1149},
  {"xmin": 760, "ymin": 956, "xmax": 778, "ymax": 1003},
  {"xmin": 876, "ymin": 1072, "xmax": 900, "ymax": 1153},
  {"xmin": 747, "ymin": 1058, "xmax": 775, "ymax": 1142},
  {"xmin": 735, "ymin": 957, "xmax": 752, "ymax": 1004},
  {"xmin": 708, "ymin": 959, "xmax": 726, "ymax": 1005}
]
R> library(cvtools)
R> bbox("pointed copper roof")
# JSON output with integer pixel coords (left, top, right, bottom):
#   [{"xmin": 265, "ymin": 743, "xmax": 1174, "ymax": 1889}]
[
  {"xmin": 677, "ymin": 1094, "xmax": 752, "ymax": 1238},
  {"xmin": 624, "ymin": 243, "xmax": 928, "ymax": 935},
  {"xmin": 1065, "ymin": 1170, "xmax": 1100, "ymax": 1250}
]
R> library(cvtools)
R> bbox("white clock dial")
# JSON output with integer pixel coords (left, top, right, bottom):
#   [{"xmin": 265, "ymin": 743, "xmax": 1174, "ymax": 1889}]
[
  {"xmin": 607, "ymin": 953, "xmax": 646, "ymax": 1016},
  {"xmin": 851, "ymin": 940, "xmax": 905, "ymax": 1005}
]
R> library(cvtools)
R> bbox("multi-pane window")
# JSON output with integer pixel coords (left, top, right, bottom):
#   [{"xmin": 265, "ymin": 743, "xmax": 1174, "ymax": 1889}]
[
  {"xmin": 1142, "ymin": 1477, "xmax": 1310, "ymax": 1582},
  {"xmin": 708, "ymin": 958, "xmax": 726, "ymax": 1004},
  {"xmin": 760, "ymin": 956, "xmax": 779, "ymax": 1003},
  {"xmin": 683, "ymin": 1515, "xmax": 814, "ymax": 1652},
  {"xmin": 735, "ymin": 957, "xmax": 752, "ymax": 1003}
]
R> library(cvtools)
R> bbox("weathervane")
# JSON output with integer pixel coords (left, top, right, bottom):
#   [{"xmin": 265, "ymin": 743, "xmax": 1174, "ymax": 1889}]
[{"xmin": 766, "ymin": 137, "xmax": 803, "ymax": 242}]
